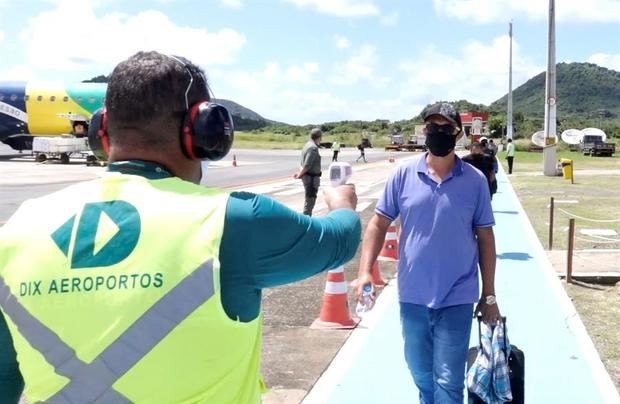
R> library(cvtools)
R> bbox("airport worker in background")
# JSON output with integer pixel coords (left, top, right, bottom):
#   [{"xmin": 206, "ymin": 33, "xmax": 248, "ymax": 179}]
[
  {"xmin": 0, "ymin": 51, "xmax": 361, "ymax": 404},
  {"xmin": 356, "ymin": 102, "xmax": 501, "ymax": 404},
  {"xmin": 331, "ymin": 139, "xmax": 341, "ymax": 162},
  {"xmin": 506, "ymin": 138, "xmax": 515, "ymax": 174},
  {"xmin": 355, "ymin": 142, "xmax": 367, "ymax": 163},
  {"xmin": 294, "ymin": 127, "xmax": 323, "ymax": 216}
]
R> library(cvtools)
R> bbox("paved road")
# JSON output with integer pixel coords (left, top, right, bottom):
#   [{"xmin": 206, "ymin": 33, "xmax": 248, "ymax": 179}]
[
  {"xmin": 303, "ymin": 161, "xmax": 620, "ymax": 404},
  {"xmin": 0, "ymin": 143, "xmax": 395, "ymax": 222}
]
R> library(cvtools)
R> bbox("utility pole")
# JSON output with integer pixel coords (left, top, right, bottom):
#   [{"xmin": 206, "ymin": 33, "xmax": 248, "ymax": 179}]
[
  {"xmin": 543, "ymin": 0, "xmax": 558, "ymax": 176},
  {"xmin": 507, "ymin": 21, "xmax": 514, "ymax": 140}
]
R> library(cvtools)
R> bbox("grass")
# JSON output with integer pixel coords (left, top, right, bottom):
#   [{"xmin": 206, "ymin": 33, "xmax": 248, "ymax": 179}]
[
  {"xmin": 233, "ymin": 131, "xmax": 393, "ymax": 149},
  {"xmin": 563, "ymin": 283, "xmax": 620, "ymax": 392},
  {"xmin": 498, "ymin": 150, "xmax": 620, "ymax": 250},
  {"xmin": 502, "ymin": 149, "xmax": 620, "ymax": 392}
]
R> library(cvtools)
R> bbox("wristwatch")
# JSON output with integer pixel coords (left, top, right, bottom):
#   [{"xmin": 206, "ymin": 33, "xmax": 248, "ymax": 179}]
[{"xmin": 484, "ymin": 295, "xmax": 497, "ymax": 305}]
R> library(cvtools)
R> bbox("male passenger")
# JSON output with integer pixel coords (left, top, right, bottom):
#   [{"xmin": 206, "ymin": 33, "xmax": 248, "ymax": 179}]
[{"xmin": 356, "ymin": 102, "xmax": 501, "ymax": 404}]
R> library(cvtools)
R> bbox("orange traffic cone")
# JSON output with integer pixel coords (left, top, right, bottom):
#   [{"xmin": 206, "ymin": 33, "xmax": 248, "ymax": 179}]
[
  {"xmin": 377, "ymin": 223, "xmax": 399, "ymax": 262},
  {"xmin": 371, "ymin": 261, "xmax": 387, "ymax": 287},
  {"xmin": 311, "ymin": 266, "xmax": 358, "ymax": 329},
  {"xmin": 232, "ymin": 155, "xmax": 237, "ymax": 167},
  {"xmin": 349, "ymin": 261, "xmax": 387, "ymax": 288}
]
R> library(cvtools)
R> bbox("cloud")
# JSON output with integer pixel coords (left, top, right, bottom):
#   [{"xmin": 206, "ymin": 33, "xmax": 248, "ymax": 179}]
[
  {"xmin": 282, "ymin": 0, "xmax": 380, "ymax": 17},
  {"xmin": 433, "ymin": 0, "xmax": 620, "ymax": 23},
  {"xmin": 218, "ymin": 0, "xmax": 243, "ymax": 8},
  {"xmin": 334, "ymin": 35, "xmax": 351, "ymax": 49},
  {"xmin": 330, "ymin": 44, "xmax": 388, "ymax": 86},
  {"xmin": 380, "ymin": 11, "xmax": 399, "ymax": 26},
  {"xmin": 0, "ymin": 31, "xmax": 4, "ymax": 43},
  {"xmin": 398, "ymin": 34, "xmax": 542, "ymax": 107},
  {"xmin": 19, "ymin": 0, "xmax": 246, "ymax": 73},
  {"xmin": 588, "ymin": 53, "xmax": 620, "ymax": 71},
  {"xmin": 0, "ymin": 65, "xmax": 37, "ymax": 81}
]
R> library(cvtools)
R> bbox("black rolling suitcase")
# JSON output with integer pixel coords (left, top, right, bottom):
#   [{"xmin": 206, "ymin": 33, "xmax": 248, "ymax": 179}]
[{"xmin": 467, "ymin": 317, "xmax": 524, "ymax": 404}]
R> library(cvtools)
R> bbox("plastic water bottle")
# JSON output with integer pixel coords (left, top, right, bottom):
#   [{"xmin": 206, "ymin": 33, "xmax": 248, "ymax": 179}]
[{"xmin": 355, "ymin": 284, "xmax": 375, "ymax": 316}]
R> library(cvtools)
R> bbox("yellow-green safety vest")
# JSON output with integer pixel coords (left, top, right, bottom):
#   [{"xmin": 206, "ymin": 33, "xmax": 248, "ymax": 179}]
[{"xmin": 0, "ymin": 173, "xmax": 265, "ymax": 403}]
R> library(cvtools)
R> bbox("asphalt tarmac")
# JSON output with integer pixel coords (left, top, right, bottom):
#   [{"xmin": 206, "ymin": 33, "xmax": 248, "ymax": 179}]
[{"xmin": 0, "ymin": 142, "xmax": 410, "ymax": 403}]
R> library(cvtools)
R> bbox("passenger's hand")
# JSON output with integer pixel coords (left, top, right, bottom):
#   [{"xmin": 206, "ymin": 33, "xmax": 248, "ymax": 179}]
[
  {"xmin": 355, "ymin": 273, "xmax": 375, "ymax": 302},
  {"xmin": 323, "ymin": 184, "xmax": 357, "ymax": 211},
  {"xmin": 475, "ymin": 300, "xmax": 502, "ymax": 324}
]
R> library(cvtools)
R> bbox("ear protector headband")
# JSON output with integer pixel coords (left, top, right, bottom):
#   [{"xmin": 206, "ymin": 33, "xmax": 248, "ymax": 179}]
[{"xmin": 87, "ymin": 55, "xmax": 234, "ymax": 161}]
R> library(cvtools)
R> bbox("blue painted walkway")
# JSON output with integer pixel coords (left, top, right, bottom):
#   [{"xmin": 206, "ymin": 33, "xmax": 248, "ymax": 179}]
[{"xmin": 303, "ymin": 165, "xmax": 620, "ymax": 404}]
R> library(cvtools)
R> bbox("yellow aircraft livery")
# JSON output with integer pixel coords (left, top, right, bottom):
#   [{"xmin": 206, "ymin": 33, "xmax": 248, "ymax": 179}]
[{"xmin": 0, "ymin": 81, "xmax": 106, "ymax": 151}]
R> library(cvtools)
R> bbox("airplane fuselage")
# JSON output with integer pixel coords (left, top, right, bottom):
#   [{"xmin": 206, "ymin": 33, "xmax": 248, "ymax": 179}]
[{"xmin": 0, "ymin": 81, "xmax": 106, "ymax": 150}]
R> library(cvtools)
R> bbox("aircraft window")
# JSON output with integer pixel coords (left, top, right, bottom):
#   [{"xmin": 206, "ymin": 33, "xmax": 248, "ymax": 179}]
[
  {"xmin": 50, "ymin": 96, "xmax": 56, "ymax": 102},
  {"xmin": 88, "ymin": 97, "xmax": 95, "ymax": 104},
  {"xmin": 63, "ymin": 96, "xmax": 69, "ymax": 102},
  {"xmin": 10, "ymin": 94, "xmax": 17, "ymax": 101},
  {"xmin": 37, "ymin": 95, "xmax": 43, "ymax": 101},
  {"xmin": 77, "ymin": 96, "xmax": 82, "ymax": 102},
  {"xmin": 24, "ymin": 95, "xmax": 29, "ymax": 101}
]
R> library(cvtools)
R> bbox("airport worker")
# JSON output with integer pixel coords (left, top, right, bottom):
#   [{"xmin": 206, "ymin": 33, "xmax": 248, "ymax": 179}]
[
  {"xmin": 294, "ymin": 127, "xmax": 323, "ymax": 216},
  {"xmin": 505, "ymin": 138, "xmax": 515, "ymax": 174},
  {"xmin": 356, "ymin": 102, "xmax": 501, "ymax": 404},
  {"xmin": 0, "ymin": 51, "xmax": 361, "ymax": 404},
  {"xmin": 331, "ymin": 139, "xmax": 341, "ymax": 162}
]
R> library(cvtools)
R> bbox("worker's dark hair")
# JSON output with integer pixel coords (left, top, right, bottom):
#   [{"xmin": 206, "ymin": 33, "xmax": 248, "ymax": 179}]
[{"xmin": 105, "ymin": 51, "xmax": 210, "ymax": 147}]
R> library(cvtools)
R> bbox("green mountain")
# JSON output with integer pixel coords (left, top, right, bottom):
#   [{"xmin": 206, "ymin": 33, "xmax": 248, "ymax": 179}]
[
  {"xmin": 491, "ymin": 62, "xmax": 620, "ymax": 118},
  {"xmin": 489, "ymin": 62, "xmax": 620, "ymax": 137},
  {"xmin": 82, "ymin": 75, "xmax": 271, "ymax": 131}
]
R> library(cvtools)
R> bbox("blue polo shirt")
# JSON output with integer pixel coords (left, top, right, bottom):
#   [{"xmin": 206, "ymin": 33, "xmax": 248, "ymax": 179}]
[{"xmin": 376, "ymin": 153, "xmax": 494, "ymax": 308}]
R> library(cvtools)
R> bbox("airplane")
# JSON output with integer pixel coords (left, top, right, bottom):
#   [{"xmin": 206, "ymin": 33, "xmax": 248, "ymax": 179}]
[{"xmin": 0, "ymin": 81, "xmax": 106, "ymax": 151}]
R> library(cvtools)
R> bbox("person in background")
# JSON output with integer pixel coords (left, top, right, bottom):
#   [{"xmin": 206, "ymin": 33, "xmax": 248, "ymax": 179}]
[
  {"xmin": 462, "ymin": 142, "xmax": 497, "ymax": 200},
  {"xmin": 487, "ymin": 139, "xmax": 498, "ymax": 157},
  {"xmin": 356, "ymin": 102, "xmax": 500, "ymax": 404},
  {"xmin": 506, "ymin": 138, "xmax": 515, "ymax": 174},
  {"xmin": 331, "ymin": 139, "xmax": 341, "ymax": 162},
  {"xmin": 355, "ymin": 142, "xmax": 367, "ymax": 163},
  {"xmin": 294, "ymin": 128, "xmax": 323, "ymax": 216}
]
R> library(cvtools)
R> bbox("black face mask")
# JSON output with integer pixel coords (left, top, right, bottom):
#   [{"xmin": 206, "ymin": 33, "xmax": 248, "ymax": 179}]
[{"xmin": 425, "ymin": 123, "xmax": 457, "ymax": 157}]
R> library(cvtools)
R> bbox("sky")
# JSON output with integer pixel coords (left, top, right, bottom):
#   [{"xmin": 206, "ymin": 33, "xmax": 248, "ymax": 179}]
[{"xmin": 0, "ymin": 0, "xmax": 619, "ymax": 125}]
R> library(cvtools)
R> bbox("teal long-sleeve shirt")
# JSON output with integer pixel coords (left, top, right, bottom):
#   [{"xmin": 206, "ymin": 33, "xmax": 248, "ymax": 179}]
[{"xmin": 0, "ymin": 187, "xmax": 361, "ymax": 399}]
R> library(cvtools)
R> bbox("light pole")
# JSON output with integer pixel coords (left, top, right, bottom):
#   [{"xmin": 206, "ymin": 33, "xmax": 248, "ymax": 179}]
[
  {"xmin": 543, "ymin": 0, "xmax": 558, "ymax": 176},
  {"xmin": 507, "ymin": 21, "xmax": 514, "ymax": 140}
]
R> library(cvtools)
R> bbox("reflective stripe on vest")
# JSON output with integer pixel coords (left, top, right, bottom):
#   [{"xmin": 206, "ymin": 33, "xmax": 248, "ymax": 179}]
[{"xmin": 0, "ymin": 259, "xmax": 214, "ymax": 403}]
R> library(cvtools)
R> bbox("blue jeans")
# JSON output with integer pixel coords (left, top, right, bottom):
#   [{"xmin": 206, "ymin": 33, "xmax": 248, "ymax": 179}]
[{"xmin": 400, "ymin": 303, "xmax": 473, "ymax": 404}]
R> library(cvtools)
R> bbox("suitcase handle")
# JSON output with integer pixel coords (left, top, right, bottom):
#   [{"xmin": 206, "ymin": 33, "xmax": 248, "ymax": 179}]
[{"xmin": 475, "ymin": 316, "xmax": 510, "ymax": 356}]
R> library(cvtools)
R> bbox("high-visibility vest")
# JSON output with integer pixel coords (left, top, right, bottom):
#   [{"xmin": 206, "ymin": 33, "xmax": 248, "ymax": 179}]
[{"xmin": 0, "ymin": 173, "xmax": 264, "ymax": 403}]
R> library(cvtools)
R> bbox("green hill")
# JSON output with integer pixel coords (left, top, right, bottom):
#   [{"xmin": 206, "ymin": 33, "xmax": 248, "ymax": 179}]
[
  {"xmin": 489, "ymin": 62, "xmax": 620, "ymax": 137},
  {"xmin": 82, "ymin": 75, "xmax": 272, "ymax": 131}
]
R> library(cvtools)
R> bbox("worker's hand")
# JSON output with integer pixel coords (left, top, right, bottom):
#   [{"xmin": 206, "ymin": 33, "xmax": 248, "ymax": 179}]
[
  {"xmin": 293, "ymin": 172, "xmax": 300, "ymax": 179},
  {"xmin": 323, "ymin": 184, "xmax": 357, "ymax": 211},
  {"xmin": 355, "ymin": 273, "xmax": 375, "ymax": 302},
  {"xmin": 475, "ymin": 300, "xmax": 502, "ymax": 324}
]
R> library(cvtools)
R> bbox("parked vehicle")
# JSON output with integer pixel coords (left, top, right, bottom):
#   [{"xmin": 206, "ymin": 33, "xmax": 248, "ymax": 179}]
[
  {"xmin": 385, "ymin": 134, "xmax": 426, "ymax": 152},
  {"xmin": 579, "ymin": 135, "xmax": 615, "ymax": 156}
]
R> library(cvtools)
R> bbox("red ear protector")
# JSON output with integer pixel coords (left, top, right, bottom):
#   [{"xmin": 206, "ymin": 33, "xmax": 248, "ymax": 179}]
[
  {"xmin": 87, "ymin": 55, "xmax": 234, "ymax": 161},
  {"xmin": 87, "ymin": 107, "xmax": 109, "ymax": 161}
]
